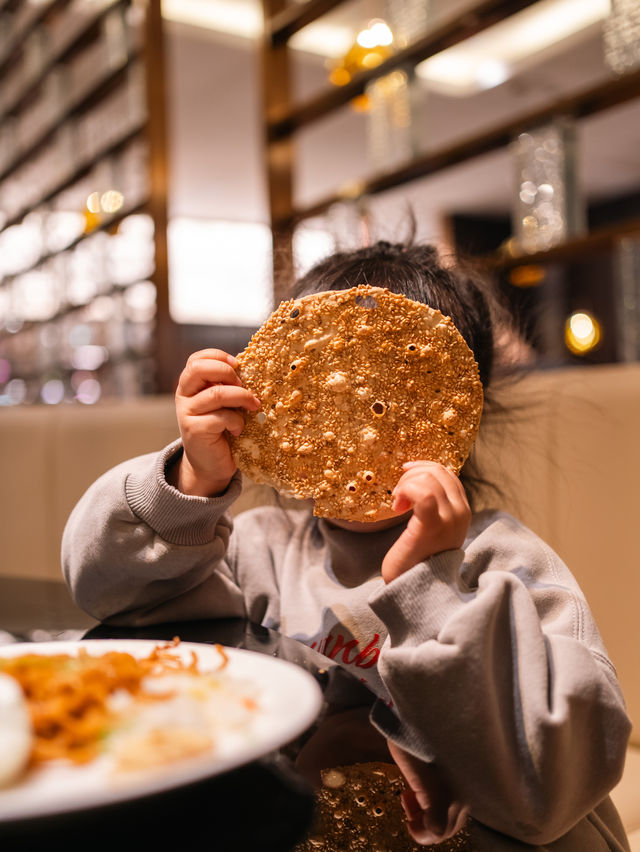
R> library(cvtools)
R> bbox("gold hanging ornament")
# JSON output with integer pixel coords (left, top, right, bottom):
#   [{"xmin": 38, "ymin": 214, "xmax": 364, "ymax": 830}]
[{"xmin": 328, "ymin": 19, "xmax": 394, "ymax": 112}]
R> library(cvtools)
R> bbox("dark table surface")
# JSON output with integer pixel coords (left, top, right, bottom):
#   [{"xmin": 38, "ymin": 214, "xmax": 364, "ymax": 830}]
[{"xmin": 0, "ymin": 575, "xmax": 384, "ymax": 852}]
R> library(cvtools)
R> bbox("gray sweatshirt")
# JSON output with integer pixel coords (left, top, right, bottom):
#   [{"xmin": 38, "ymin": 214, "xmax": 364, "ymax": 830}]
[{"xmin": 62, "ymin": 440, "xmax": 631, "ymax": 850}]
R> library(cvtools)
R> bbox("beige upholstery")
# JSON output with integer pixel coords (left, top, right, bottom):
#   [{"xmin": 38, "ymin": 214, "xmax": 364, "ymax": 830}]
[
  {"xmin": 1, "ymin": 398, "xmax": 179, "ymax": 582},
  {"xmin": 1, "ymin": 363, "xmax": 639, "ymax": 833}
]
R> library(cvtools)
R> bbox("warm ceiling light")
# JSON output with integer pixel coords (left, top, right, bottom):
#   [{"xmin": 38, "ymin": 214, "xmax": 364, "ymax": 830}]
[
  {"xmin": 101, "ymin": 190, "xmax": 124, "ymax": 214},
  {"xmin": 356, "ymin": 20, "xmax": 393, "ymax": 49},
  {"xmin": 415, "ymin": 0, "xmax": 611, "ymax": 96},
  {"xmin": 86, "ymin": 192, "xmax": 101, "ymax": 214},
  {"xmin": 565, "ymin": 310, "xmax": 602, "ymax": 354},
  {"xmin": 328, "ymin": 19, "xmax": 394, "ymax": 103}
]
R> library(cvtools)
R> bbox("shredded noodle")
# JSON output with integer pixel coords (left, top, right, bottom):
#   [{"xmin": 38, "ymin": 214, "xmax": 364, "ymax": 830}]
[{"xmin": 0, "ymin": 639, "xmax": 228, "ymax": 766}]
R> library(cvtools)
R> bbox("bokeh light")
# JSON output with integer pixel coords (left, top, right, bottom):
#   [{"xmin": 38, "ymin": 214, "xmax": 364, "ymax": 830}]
[
  {"xmin": 41, "ymin": 379, "xmax": 65, "ymax": 405},
  {"xmin": 565, "ymin": 311, "xmax": 602, "ymax": 355}
]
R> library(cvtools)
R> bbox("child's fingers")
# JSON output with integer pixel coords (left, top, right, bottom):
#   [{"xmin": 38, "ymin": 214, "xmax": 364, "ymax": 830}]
[
  {"xmin": 389, "ymin": 742, "xmax": 467, "ymax": 845},
  {"xmin": 185, "ymin": 348, "xmax": 238, "ymax": 368},
  {"xmin": 185, "ymin": 384, "xmax": 260, "ymax": 416},
  {"xmin": 388, "ymin": 741, "xmax": 434, "ymax": 805},
  {"xmin": 392, "ymin": 468, "xmax": 449, "ymax": 515},
  {"xmin": 394, "ymin": 462, "xmax": 468, "ymax": 516},
  {"xmin": 405, "ymin": 803, "xmax": 469, "ymax": 846},
  {"xmin": 382, "ymin": 515, "xmax": 432, "ymax": 582},
  {"xmin": 400, "ymin": 788, "xmax": 425, "ymax": 823},
  {"xmin": 178, "ymin": 351, "xmax": 243, "ymax": 396},
  {"xmin": 400, "ymin": 461, "xmax": 462, "ymax": 495},
  {"xmin": 184, "ymin": 408, "xmax": 246, "ymax": 438},
  {"xmin": 383, "ymin": 465, "xmax": 470, "ymax": 580}
]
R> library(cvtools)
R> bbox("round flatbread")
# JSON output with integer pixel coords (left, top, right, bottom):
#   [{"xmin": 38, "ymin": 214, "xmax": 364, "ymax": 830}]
[
  {"xmin": 229, "ymin": 285, "xmax": 483, "ymax": 522},
  {"xmin": 294, "ymin": 762, "xmax": 472, "ymax": 851}
]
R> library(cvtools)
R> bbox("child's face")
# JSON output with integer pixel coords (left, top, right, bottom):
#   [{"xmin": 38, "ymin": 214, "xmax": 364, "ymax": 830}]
[
  {"xmin": 324, "ymin": 510, "xmax": 411, "ymax": 533},
  {"xmin": 294, "ymin": 495, "xmax": 409, "ymax": 531}
]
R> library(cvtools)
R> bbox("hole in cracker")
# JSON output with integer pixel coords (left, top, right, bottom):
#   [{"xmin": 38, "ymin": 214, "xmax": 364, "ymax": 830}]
[
  {"xmin": 290, "ymin": 308, "xmax": 300, "ymax": 318},
  {"xmin": 355, "ymin": 294, "xmax": 378, "ymax": 309},
  {"xmin": 347, "ymin": 483, "xmax": 357, "ymax": 493},
  {"xmin": 407, "ymin": 343, "xmax": 417, "ymax": 351},
  {"xmin": 371, "ymin": 401, "xmax": 386, "ymax": 416}
]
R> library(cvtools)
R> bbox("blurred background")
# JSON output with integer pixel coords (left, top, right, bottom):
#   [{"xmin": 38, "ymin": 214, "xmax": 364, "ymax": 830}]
[{"xmin": 1, "ymin": 0, "xmax": 639, "ymax": 404}]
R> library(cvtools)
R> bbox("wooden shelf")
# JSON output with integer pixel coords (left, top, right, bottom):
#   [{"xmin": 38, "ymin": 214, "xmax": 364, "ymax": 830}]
[
  {"xmin": 489, "ymin": 217, "xmax": 640, "ymax": 270},
  {"xmin": 0, "ymin": 0, "xmax": 70, "ymax": 78},
  {"xmin": 1, "ymin": 349, "xmax": 154, "ymax": 382},
  {"xmin": 281, "ymin": 66, "xmax": 640, "ymax": 228},
  {"xmin": 259, "ymin": 0, "xmax": 640, "ymax": 366},
  {"xmin": 0, "ymin": 280, "xmax": 152, "ymax": 341},
  {"xmin": 0, "ymin": 0, "xmax": 124, "ymax": 91},
  {"xmin": 0, "ymin": 119, "xmax": 146, "ymax": 233},
  {"xmin": 0, "ymin": 0, "xmax": 171, "ymax": 399},
  {"xmin": 266, "ymin": 0, "xmax": 540, "ymax": 139},
  {"xmin": 0, "ymin": 197, "xmax": 149, "ymax": 290},
  {"xmin": 0, "ymin": 51, "xmax": 141, "ymax": 185},
  {"xmin": 266, "ymin": 0, "xmax": 346, "ymax": 45}
]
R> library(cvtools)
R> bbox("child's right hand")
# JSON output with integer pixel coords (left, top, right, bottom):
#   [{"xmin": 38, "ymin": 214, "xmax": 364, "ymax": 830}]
[{"xmin": 171, "ymin": 349, "xmax": 261, "ymax": 497}]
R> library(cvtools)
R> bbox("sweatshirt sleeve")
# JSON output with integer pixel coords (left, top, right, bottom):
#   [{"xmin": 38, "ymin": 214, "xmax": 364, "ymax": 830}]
[
  {"xmin": 62, "ymin": 440, "xmax": 246, "ymax": 626},
  {"xmin": 367, "ymin": 512, "xmax": 631, "ymax": 845}
]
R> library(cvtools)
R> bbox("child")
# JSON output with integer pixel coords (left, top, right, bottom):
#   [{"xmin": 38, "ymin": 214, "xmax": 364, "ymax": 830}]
[{"xmin": 63, "ymin": 241, "xmax": 631, "ymax": 850}]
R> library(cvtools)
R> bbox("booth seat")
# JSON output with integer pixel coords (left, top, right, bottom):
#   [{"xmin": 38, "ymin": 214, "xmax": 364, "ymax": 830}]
[{"xmin": 1, "ymin": 363, "xmax": 639, "ymax": 843}]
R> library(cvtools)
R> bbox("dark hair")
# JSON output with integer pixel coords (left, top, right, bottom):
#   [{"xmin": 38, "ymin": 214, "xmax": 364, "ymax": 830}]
[
  {"xmin": 293, "ymin": 241, "xmax": 497, "ymax": 387},
  {"xmin": 291, "ymin": 239, "xmax": 516, "ymax": 508}
]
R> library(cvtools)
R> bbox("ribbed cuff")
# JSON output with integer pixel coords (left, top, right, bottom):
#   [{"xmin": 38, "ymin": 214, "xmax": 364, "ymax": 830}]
[
  {"xmin": 368, "ymin": 550, "xmax": 466, "ymax": 645},
  {"xmin": 370, "ymin": 699, "xmax": 436, "ymax": 763},
  {"xmin": 125, "ymin": 439, "xmax": 243, "ymax": 546}
]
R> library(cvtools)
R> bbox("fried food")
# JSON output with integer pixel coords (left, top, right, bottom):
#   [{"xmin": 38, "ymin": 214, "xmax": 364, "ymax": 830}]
[
  {"xmin": 230, "ymin": 285, "xmax": 483, "ymax": 521},
  {"xmin": 0, "ymin": 640, "xmax": 221, "ymax": 767}
]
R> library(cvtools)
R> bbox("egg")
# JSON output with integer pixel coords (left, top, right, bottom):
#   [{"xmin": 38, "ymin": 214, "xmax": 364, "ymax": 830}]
[{"xmin": 0, "ymin": 672, "xmax": 32, "ymax": 786}]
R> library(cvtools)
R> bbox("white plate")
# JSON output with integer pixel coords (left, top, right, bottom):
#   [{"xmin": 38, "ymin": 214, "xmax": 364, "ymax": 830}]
[{"xmin": 0, "ymin": 639, "xmax": 323, "ymax": 822}]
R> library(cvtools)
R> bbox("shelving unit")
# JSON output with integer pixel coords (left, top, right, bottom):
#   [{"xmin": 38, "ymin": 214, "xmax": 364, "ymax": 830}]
[
  {"xmin": 259, "ymin": 0, "xmax": 640, "ymax": 354},
  {"xmin": 0, "ymin": 0, "xmax": 172, "ymax": 404}
]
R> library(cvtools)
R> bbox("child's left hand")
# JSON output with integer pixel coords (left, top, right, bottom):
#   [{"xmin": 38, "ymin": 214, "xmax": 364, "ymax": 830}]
[
  {"xmin": 388, "ymin": 740, "xmax": 469, "ymax": 845},
  {"xmin": 381, "ymin": 461, "xmax": 471, "ymax": 583}
]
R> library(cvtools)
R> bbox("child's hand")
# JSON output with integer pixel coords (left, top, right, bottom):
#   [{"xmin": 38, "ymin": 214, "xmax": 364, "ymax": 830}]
[
  {"xmin": 381, "ymin": 461, "xmax": 470, "ymax": 583},
  {"xmin": 171, "ymin": 349, "xmax": 260, "ymax": 497},
  {"xmin": 388, "ymin": 741, "xmax": 469, "ymax": 845}
]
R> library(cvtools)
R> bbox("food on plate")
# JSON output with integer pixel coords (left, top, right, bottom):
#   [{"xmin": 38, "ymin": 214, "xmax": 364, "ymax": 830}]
[
  {"xmin": 0, "ymin": 673, "xmax": 32, "ymax": 787},
  {"xmin": 230, "ymin": 285, "xmax": 483, "ymax": 522},
  {"xmin": 0, "ymin": 639, "xmax": 259, "ymax": 782},
  {"xmin": 295, "ymin": 761, "xmax": 472, "ymax": 852}
]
